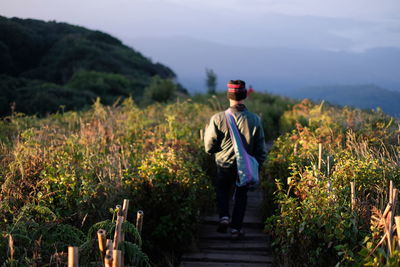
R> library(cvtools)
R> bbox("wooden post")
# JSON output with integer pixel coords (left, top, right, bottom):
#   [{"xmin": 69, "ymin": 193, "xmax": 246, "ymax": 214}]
[
  {"xmin": 113, "ymin": 216, "xmax": 123, "ymax": 250},
  {"xmin": 104, "ymin": 251, "xmax": 113, "ymax": 267},
  {"xmin": 395, "ymin": 216, "xmax": 400, "ymax": 249},
  {"xmin": 97, "ymin": 229, "xmax": 107, "ymax": 260},
  {"xmin": 200, "ymin": 129, "xmax": 204, "ymax": 141},
  {"xmin": 136, "ymin": 210, "xmax": 144, "ymax": 234},
  {"xmin": 350, "ymin": 182, "xmax": 356, "ymax": 211},
  {"xmin": 318, "ymin": 143, "xmax": 322, "ymax": 171},
  {"xmin": 112, "ymin": 250, "xmax": 122, "ymax": 267},
  {"xmin": 68, "ymin": 246, "xmax": 78, "ymax": 267}
]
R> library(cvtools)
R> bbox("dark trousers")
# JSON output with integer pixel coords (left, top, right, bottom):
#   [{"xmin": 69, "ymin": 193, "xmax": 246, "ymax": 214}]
[{"xmin": 216, "ymin": 165, "xmax": 248, "ymax": 230}]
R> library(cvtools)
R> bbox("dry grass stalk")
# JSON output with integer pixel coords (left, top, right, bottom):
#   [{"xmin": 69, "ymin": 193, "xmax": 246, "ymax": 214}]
[
  {"xmin": 395, "ymin": 216, "xmax": 400, "ymax": 248},
  {"xmin": 387, "ymin": 182, "xmax": 395, "ymax": 255},
  {"xmin": 8, "ymin": 234, "xmax": 15, "ymax": 261},
  {"xmin": 318, "ymin": 143, "xmax": 322, "ymax": 170},
  {"xmin": 351, "ymin": 182, "xmax": 356, "ymax": 211}
]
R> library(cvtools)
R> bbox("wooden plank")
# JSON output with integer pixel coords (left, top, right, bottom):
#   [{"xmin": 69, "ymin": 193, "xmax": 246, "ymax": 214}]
[
  {"xmin": 200, "ymin": 232, "xmax": 269, "ymax": 241},
  {"xmin": 199, "ymin": 249, "xmax": 271, "ymax": 256},
  {"xmin": 200, "ymin": 224, "xmax": 265, "ymax": 234},
  {"xmin": 203, "ymin": 216, "xmax": 264, "ymax": 228},
  {"xmin": 199, "ymin": 241, "xmax": 270, "ymax": 251},
  {"xmin": 181, "ymin": 252, "xmax": 272, "ymax": 263},
  {"xmin": 180, "ymin": 261, "xmax": 272, "ymax": 267}
]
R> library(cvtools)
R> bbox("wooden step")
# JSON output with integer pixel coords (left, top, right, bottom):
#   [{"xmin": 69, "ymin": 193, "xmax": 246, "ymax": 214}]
[
  {"xmin": 180, "ymin": 261, "xmax": 272, "ymax": 267},
  {"xmin": 203, "ymin": 216, "xmax": 264, "ymax": 228},
  {"xmin": 181, "ymin": 252, "xmax": 273, "ymax": 264},
  {"xmin": 200, "ymin": 224, "xmax": 266, "ymax": 235},
  {"xmin": 199, "ymin": 249, "xmax": 271, "ymax": 257},
  {"xmin": 199, "ymin": 240, "xmax": 270, "ymax": 251},
  {"xmin": 200, "ymin": 232, "xmax": 269, "ymax": 241}
]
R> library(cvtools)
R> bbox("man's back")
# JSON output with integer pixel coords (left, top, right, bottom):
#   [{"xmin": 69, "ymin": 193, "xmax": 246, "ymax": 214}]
[{"xmin": 204, "ymin": 104, "xmax": 267, "ymax": 169}]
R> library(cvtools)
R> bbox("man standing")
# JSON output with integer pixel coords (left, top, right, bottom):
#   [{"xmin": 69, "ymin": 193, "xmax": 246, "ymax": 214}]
[{"xmin": 204, "ymin": 80, "xmax": 267, "ymax": 239}]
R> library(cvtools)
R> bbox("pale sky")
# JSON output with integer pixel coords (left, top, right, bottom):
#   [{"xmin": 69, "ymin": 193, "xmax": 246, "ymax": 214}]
[{"xmin": 1, "ymin": 0, "xmax": 400, "ymax": 51}]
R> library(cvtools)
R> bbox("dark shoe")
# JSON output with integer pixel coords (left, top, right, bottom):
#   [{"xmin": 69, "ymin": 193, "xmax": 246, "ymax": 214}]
[
  {"xmin": 217, "ymin": 217, "xmax": 229, "ymax": 233},
  {"xmin": 230, "ymin": 229, "xmax": 244, "ymax": 241}
]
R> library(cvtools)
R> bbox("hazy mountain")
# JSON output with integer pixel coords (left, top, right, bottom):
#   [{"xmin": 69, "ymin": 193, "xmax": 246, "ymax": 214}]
[
  {"xmin": 291, "ymin": 84, "xmax": 400, "ymax": 117},
  {"xmin": 129, "ymin": 36, "xmax": 400, "ymax": 94}
]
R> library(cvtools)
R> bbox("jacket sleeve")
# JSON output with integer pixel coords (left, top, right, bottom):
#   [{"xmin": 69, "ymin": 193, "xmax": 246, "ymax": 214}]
[
  {"xmin": 204, "ymin": 114, "xmax": 222, "ymax": 154},
  {"xmin": 254, "ymin": 118, "xmax": 267, "ymax": 165}
]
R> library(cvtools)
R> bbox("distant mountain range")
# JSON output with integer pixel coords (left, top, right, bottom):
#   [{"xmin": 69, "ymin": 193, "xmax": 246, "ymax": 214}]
[
  {"xmin": 130, "ymin": 36, "xmax": 400, "ymax": 94},
  {"xmin": 290, "ymin": 84, "xmax": 400, "ymax": 117}
]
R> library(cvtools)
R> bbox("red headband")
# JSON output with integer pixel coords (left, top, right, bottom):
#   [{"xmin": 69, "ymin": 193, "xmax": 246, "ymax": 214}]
[{"xmin": 227, "ymin": 83, "xmax": 244, "ymax": 89}]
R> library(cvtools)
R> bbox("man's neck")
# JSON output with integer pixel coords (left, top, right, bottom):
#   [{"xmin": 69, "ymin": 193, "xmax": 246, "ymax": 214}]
[{"xmin": 229, "ymin": 100, "xmax": 244, "ymax": 106}]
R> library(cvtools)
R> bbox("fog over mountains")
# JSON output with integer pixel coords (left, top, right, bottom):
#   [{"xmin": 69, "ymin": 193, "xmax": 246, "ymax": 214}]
[{"xmin": 130, "ymin": 36, "xmax": 400, "ymax": 95}]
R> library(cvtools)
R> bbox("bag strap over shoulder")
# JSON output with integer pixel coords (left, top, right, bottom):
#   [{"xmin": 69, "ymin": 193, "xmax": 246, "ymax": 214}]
[{"xmin": 225, "ymin": 108, "xmax": 246, "ymax": 150}]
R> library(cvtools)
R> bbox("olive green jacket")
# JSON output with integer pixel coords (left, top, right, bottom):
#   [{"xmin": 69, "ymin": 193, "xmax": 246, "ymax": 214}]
[{"xmin": 204, "ymin": 104, "xmax": 267, "ymax": 168}]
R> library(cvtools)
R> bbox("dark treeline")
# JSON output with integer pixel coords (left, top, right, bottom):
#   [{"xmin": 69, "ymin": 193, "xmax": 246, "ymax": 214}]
[{"xmin": 0, "ymin": 16, "xmax": 186, "ymax": 116}]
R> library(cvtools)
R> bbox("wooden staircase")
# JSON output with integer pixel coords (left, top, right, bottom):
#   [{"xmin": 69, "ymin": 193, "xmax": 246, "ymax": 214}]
[{"xmin": 180, "ymin": 189, "xmax": 273, "ymax": 266}]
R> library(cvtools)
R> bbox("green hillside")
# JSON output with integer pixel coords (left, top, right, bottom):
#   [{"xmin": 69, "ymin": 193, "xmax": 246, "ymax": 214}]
[{"xmin": 0, "ymin": 16, "xmax": 180, "ymax": 116}]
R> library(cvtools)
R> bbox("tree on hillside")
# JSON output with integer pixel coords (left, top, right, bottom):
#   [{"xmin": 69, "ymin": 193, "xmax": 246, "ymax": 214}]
[
  {"xmin": 141, "ymin": 76, "xmax": 177, "ymax": 105},
  {"xmin": 205, "ymin": 68, "xmax": 217, "ymax": 94}
]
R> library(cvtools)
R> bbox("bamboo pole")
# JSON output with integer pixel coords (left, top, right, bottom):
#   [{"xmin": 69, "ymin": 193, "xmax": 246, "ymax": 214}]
[
  {"xmin": 318, "ymin": 143, "xmax": 322, "ymax": 171},
  {"xmin": 136, "ymin": 210, "xmax": 144, "ymax": 234},
  {"xmin": 104, "ymin": 251, "xmax": 113, "ymax": 267},
  {"xmin": 68, "ymin": 246, "xmax": 79, "ymax": 267},
  {"xmin": 106, "ymin": 239, "xmax": 113, "ymax": 251},
  {"xmin": 395, "ymin": 216, "xmax": 400, "ymax": 249},
  {"xmin": 97, "ymin": 229, "xmax": 107, "ymax": 260},
  {"xmin": 116, "ymin": 205, "xmax": 122, "ymax": 216},
  {"xmin": 121, "ymin": 199, "xmax": 129, "ymax": 266},
  {"xmin": 113, "ymin": 216, "xmax": 123, "ymax": 250},
  {"xmin": 122, "ymin": 199, "xmax": 129, "ymax": 221},
  {"xmin": 350, "ymin": 182, "xmax": 356, "ymax": 211},
  {"xmin": 112, "ymin": 250, "xmax": 122, "ymax": 267}
]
